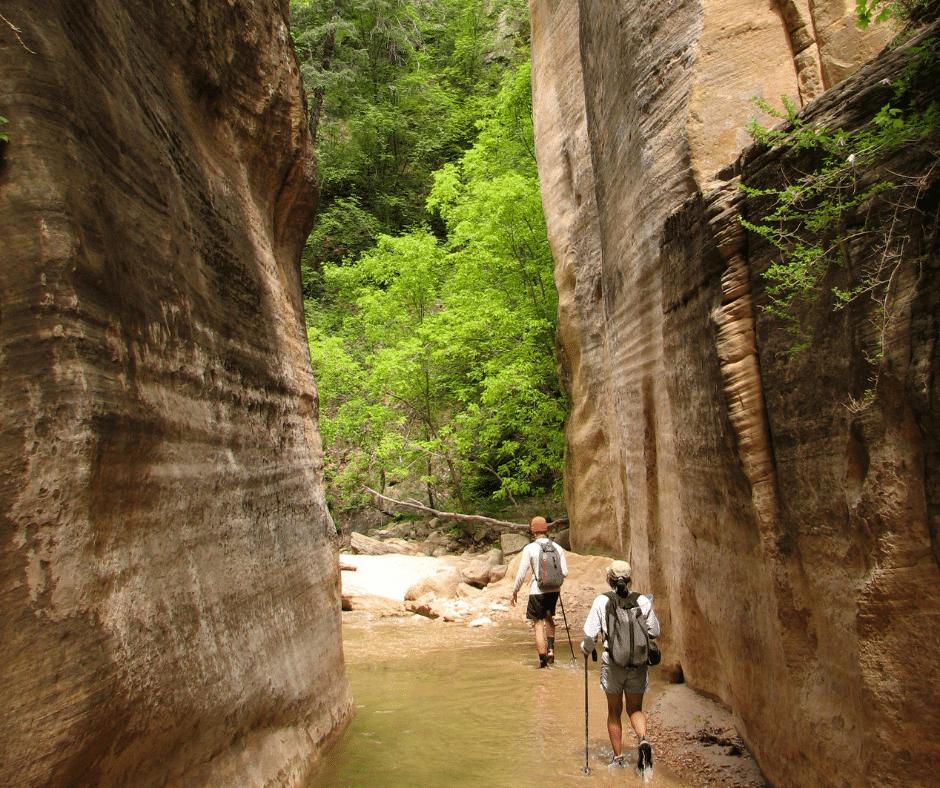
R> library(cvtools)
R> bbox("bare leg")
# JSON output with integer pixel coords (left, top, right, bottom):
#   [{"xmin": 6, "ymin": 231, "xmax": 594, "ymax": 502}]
[
  {"xmin": 545, "ymin": 614, "xmax": 556, "ymax": 662},
  {"xmin": 605, "ymin": 692, "xmax": 624, "ymax": 756},
  {"xmin": 624, "ymin": 692, "xmax": 646, "ymax": 740},
  {"xmin": 533, "ymin": 618, "xmax": 547, "ymax": 655}
]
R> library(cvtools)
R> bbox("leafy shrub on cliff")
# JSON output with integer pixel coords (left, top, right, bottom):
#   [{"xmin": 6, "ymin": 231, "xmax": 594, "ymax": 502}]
[
  {"xmin": 742, "ymin": 35, "xmax": 940, "ymax": 354},
  {"xmin": 856, "ymin": 0, "xmax": 940, "ymax": 29}
]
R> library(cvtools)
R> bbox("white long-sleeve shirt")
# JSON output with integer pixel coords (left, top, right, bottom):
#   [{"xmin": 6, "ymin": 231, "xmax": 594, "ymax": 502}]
[
  {"xmin": 512, "ymin": 538, "xmax": 568, "ymax": 595},
  {"xmin": 581, "ymin": 590, "xmax": 660, "ymax": 652}
]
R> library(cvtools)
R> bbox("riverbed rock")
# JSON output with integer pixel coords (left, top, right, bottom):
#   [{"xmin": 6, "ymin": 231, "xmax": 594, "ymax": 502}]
[
  {"xmin": 0, "ymin": 2, "xmax": 351, "ymax": 787},
  {"xmin": 383, "ymin": 537, "xmax": 425, "ymax": 555},
  {"xmin": 405, "ymin": 593, "xmax": 441, "ymax": 619},
  {"xmin": 404, "ymin": 566, "xmax": 465, "ymax": 601},
  {"xmin": 336, "ymin": 506, "xmax": 389, "ymax": 536},
  {"xmin": 456, "ymin": 582, "xmax": 483, "ymax": 599},
  {"xmin": 462, "ymin": 558, "xmax": 493, "ymax": 588},
  {"xmin": 423, "ymin": 530, "xmax": 461, "ymax": 553},
  {"xmin": 461, "ymin": 549, "xmax": 505, "ymax": 587},
  {"xmin": 351, "ymin": 531, "xmax": 421, "ymax": 555},
  {"xmin": 531, "ymin": 3, "xmax": 939, "ymax": 787},
  {"xmin": 501, "ymin": 533, "xmax": 530, "ymax": 556},
  {"xmin": 342, "ymin": 593, "xmax": 407, "ymax": 618}
]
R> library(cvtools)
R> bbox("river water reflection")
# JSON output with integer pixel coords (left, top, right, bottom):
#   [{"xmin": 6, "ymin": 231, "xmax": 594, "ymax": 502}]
[{"xmin": 305, "ymin": 613, "xmax": 695, "ymax": 788}]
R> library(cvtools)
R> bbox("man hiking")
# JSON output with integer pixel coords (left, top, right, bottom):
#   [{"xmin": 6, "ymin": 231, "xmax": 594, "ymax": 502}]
[
  {"xmin": 511, "ymin": 516, "xmax": 568, "ymax": 668},
  {"xmin": 581, "ymin": 560, "xmax": 660, "ymax": 772}
]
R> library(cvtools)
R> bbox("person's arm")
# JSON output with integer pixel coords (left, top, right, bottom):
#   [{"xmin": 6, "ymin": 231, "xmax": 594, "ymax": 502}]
[
  {"xmin": 510, "ymin": 545, "xmax": 531, "ymax": 606},
  {"xmin": 640, "ymin": 595, "xmax": 661, "ymax": 639},
  {"xmin": 581, "ymin": 595, "xmax": 606, "ymax": 654},
  {"xmin": 558, "ymin": 544, "xmax": 569, "ymax": 579}
]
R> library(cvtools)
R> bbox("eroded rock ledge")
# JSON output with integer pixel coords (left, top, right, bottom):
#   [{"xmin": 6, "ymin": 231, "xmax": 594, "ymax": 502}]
[{"xmin": 0, "ymin": 2, "xmax": 350, "ymax": 787}]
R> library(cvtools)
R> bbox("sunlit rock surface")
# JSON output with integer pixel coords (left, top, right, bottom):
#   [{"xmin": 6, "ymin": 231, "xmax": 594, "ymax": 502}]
[
  {"xmin": 0, "ymin": 2, "xmax": 351, "ymax": 787},
  {"xmin": 531, "ymin": 1, "xmax": 937, "ymax": 787}
]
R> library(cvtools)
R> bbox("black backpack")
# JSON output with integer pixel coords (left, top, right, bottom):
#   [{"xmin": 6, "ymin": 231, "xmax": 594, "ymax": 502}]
[
  {"xmin": 536, "ymin": 540, "xmax": 565, "ymax": 590},
  {"xmin": 604, "ymin": 591, "xmax": 653, "ymax": 667}
]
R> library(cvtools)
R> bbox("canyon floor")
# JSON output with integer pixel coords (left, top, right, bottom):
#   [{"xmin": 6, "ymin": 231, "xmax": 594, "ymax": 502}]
[{"xmin": 340, "ymin": 549, "xmax": 767, "ymax": 788}]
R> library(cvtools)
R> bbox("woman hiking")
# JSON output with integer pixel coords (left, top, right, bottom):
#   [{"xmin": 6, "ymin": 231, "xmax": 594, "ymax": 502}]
[{"xmin": 581, "ymin": 560, "xmax": 660, "ymax": 772}]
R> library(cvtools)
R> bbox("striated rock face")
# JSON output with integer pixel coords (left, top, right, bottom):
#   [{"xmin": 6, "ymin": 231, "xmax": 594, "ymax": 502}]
[
  {"xmin": 660, "ymin": 34, "xmax": 940, "ymax": 782},
  {"xmin": 0, "ymin": 2, "xmax": 351, "ymax": 787},
  {"xmin": 532, "ymin": 0, "xmax": 890, "ymax": 556},
  {"xmin": 532, "ymin": 1, "xmax": 937, "ymax": 786}
]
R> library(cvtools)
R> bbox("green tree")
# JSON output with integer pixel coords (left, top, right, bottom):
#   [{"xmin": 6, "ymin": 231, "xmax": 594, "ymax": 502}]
[
  {"xmin": 309, "ymin": 61, "xmax": 566, "ymax": 513},
  {"xmin": 290, "ymin": 0, "xmax": 530, "ymax": 289}
]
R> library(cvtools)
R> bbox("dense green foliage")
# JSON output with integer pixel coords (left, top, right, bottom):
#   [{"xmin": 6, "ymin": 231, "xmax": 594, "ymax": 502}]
[
  {"xmin": 291, "ymin": 2, "xmax": 565, "ymax": 513},
  {"xmin": 742, "ymin": 36, "xmax": 939, "ymax": 353},
  {"xmin": 290, "ymin": 0, "xmax": 529, "ymax": 283}
]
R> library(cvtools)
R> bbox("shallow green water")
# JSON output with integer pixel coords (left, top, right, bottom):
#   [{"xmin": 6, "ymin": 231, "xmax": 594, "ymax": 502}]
[{"xmin": 304, "ymin": 614, "xmax": 693, "ymax": 788}]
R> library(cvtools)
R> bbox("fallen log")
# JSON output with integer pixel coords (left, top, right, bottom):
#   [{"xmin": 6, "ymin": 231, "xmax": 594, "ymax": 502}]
[
  {"xmin": 339, "ymin": 562, "xmax": 357, "ymax": 571},
  {"xmin": 362, "ymin": 487, "xmax": 566, "ymax": 533}
]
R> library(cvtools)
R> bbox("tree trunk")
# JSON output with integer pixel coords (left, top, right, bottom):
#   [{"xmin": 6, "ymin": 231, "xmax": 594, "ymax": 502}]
[{"xmin": 309, "ymin": 21, "xmax": 335, "ymax": 145}]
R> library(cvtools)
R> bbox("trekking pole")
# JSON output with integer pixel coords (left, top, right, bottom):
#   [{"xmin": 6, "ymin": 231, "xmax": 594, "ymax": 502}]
[
  {"xmin": 558, "ymin": 593, "xmax": 576, "ymax": 662},
  {"xmin": 583, "ymin": 652, "xmax": 591, "ymax": 774}
]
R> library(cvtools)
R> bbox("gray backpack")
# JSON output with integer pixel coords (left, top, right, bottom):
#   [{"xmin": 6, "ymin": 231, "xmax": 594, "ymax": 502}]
[
  {"xmin": 604, "ymin": 591, "xmax": 651, "ymax": 667},
  {"xmin": 536, "ymin": 540, "xmax": 565, "ymax": 590}
]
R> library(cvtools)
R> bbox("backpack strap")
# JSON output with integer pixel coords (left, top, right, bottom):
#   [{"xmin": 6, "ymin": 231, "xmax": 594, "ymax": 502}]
[
  {"xmin": 531, "ymin": 540, "xmax": 544, "ymax": 577},
  {"xmin": 603, "ymin": 592, "xmax": 616, "ymax": 648},
  {"xmin": 535, "ymin": 539, "xmax": 550, "ymax": 583},
  {"xmin": 607, "ymin": 590, "xmax": 640, "ymax": 608}
]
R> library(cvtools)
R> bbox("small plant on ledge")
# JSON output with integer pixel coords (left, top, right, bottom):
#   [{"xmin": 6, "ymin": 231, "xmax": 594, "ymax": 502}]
[{"xmin": 740, "ymin": 35, "xmax": 939, "ymax": 357}]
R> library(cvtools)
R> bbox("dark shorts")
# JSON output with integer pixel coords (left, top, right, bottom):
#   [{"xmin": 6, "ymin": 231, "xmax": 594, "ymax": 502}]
[
  {"xmin": 600, "ymin": 650, "xmax": 650, "ymax": 694},
  {"xmin": 526, "ymin": 591, "xmax": 559, "ymax": 621}
]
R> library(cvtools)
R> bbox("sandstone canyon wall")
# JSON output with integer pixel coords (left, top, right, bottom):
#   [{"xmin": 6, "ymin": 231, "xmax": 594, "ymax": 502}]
[
  {"xmin": 532, "ymin": 1, "xmax": 937, "ymax": 786},
  {"xmin": 0, "ymin": 2, "xmax": 351, "ymax": 787}
]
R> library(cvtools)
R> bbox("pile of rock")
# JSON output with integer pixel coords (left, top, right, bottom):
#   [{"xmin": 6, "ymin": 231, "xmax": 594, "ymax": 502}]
[
  {"xmin": 402, "ymin": 548, "xmax": 508, "ymax": 621},
  {"xmin": 340, "ymin": 510, "xmax": 578, "ymax": 625},
  {"xmin": 347, "ymin": 516, "xmax": 561, "ymax": 558},
  {"xmin": 347, "ymin": 515, "xmax": 506, "ymax": 557}
]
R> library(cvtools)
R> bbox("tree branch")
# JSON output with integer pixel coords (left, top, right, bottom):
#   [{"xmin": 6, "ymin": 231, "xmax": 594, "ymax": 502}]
[
  {"xmin": 362, "ymin": 486, "xmax": 567, "ymax": 533},
  {"xmin": 1, "ymin": 12, "xmax": 36, "ymax": 54}
]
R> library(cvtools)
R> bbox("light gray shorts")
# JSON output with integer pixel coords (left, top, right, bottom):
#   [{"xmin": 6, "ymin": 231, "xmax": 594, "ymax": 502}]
[{"xmin": 600, "ymin": 650, "xmax": 650, "ymax": 695}]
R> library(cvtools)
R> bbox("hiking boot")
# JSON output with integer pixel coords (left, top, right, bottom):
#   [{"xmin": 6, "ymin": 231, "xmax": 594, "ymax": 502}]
[
  {"xmin": 637, "ymin": 738, "xmax": 653, "ymax": 772},
  {"xmin": 546, "ymin": 649, "xmax": 554, "ymax": 665},
  {"xmin": 609, "ymin": 754, "xmax": 626, "ymax": 768},
  {"xmin": 538, "ymin": 654, "xmax": 548, "ymax": 668}
]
